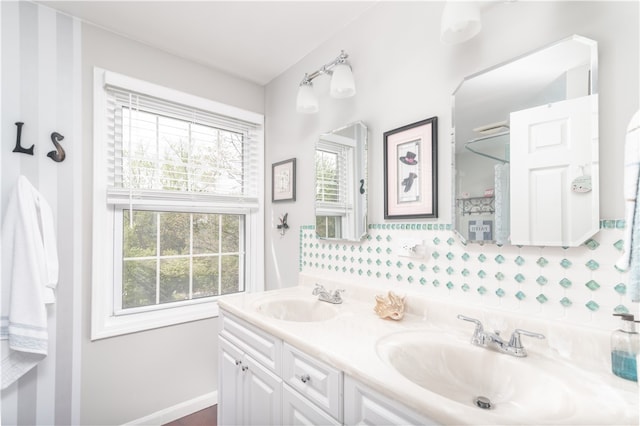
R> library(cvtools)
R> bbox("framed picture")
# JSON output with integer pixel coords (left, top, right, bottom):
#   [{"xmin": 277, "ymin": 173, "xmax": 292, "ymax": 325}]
[
  {"xmin": 383, "ymin": 117, "xmax": 438, "ymax": 219},
  {"xmin": 272, "ymin": 158, "xmax": 296, "ymax": 202}
]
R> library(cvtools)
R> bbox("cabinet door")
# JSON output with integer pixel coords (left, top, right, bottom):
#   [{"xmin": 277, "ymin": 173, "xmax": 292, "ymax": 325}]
[
  {"xmin": 344, "ymin": 376, "xmax": 439, "ymax": 426},
  {"xmin": 244, "ymin": 354, "xmax": 283, "ymax": 426},
  {"xmin": 283, "ymin": 384, "xmax": 341, "ymax": 426},
  {"xmin": 219, "ymin": 337, "xmax": 244, "ymax": 426}
]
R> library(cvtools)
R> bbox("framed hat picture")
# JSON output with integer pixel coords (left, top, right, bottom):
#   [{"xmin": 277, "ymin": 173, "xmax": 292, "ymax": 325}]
[{"xmin": 383, "ymin": 117, "xmax": 438, "ymax": 219}]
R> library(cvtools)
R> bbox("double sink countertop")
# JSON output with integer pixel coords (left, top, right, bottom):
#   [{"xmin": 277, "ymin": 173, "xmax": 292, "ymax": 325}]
[{"xmin": 218, "ymin": 272, "xmax": 639, "ymax": 425}]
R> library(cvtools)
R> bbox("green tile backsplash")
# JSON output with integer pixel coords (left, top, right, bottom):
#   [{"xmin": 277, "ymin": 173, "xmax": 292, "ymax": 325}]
[{"xmin": 300, "ymin": 220, "xmax": 638, "ymax": 329}]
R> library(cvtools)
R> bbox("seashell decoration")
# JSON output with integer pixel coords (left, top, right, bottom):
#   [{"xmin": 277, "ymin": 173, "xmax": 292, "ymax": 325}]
[{"xmin": 374, "ymin": 291, "xmax": 406, "ymax": 321}]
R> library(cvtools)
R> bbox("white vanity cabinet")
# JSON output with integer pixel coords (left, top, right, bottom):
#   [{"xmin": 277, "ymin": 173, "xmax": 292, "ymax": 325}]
[
  {"xmin": 344, "ymin": 376, "xmax": 439, "ymax": 426},
  {"xmin": 219, "ymin": 309, "xmax": 438, "ymax": 426},
  {"xmin": 218, "ymin": 310, "xmax": 283, "ymax": 426}
]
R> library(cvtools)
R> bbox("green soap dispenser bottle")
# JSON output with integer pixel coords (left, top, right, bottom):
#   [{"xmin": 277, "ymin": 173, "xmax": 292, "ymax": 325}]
[{"xmin": 611, "ymin": 313, "xmax": 639, "ymax": 382}]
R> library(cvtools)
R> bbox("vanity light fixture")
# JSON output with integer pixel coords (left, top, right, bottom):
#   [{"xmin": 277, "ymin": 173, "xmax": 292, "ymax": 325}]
[
  {"xmin": 440, "ymin": 1, "xmax": 482, "ymax": 45},
  {"xmin": 296, "ymin": 50, "xmax": 355, "ymax": 113}
]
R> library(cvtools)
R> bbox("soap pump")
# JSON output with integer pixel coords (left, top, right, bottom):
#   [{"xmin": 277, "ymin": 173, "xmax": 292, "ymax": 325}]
[{"xmin": 611, "ymin": 313, "xmax": 639, "ymax": 382}]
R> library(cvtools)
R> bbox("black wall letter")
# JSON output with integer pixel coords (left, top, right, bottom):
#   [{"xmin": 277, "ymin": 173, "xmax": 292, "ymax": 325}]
[
  {"xmin": 47, "ymin": 132, "xmax": 66, "ymax": 162},
  {"xmin": 13, "ymin": 122, "xmax": 34, "ymax": 155}
]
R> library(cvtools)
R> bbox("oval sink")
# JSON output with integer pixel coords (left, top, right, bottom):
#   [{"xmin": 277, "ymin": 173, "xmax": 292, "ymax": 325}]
[
  {"xmin": 257, "ymin": 298, "xmax": 340, "ymax": 322},
  {"xmin": 376, "ymin": 331, "xmax": 579, "ymax": 422}
]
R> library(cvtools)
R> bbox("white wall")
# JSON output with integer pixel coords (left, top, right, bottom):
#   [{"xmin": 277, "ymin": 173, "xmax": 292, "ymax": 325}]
[
  {"xmin": 264, "ymin": 1, "xmax": 639, "ymax": 290},
  {"xmin": 79, "ymin": 24, "xmax": 264, "ymax": 425}
]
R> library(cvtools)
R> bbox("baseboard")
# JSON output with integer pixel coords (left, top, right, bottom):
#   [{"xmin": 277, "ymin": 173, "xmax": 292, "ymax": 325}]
[{"xmin": 124, "ymin": 391, "xmax": 217, "ymax": 426}]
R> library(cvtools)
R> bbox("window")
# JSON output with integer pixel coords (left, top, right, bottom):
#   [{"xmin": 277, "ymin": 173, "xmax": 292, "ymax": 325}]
[
  {"xmin": 117, "ymin": 211, "xmax": 244, "ymax": 312},
  {"xmin": 315, "ymin": 142, "xmax": 352, "ymax": 239},
  {"xmin": 92, "ymin": 68, "xmax": 264, "ymax": 339}
]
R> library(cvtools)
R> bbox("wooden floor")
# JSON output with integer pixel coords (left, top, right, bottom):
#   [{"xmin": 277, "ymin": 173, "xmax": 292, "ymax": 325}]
[{"xmin": 164, "ymin": 405, "xmax": 217, "ymax": 426}]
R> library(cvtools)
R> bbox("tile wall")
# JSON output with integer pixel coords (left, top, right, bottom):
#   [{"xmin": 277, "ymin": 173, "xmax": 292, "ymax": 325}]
[{"xmin": 300, "ymin": 220, "xmax": 638, "ymax": 331}]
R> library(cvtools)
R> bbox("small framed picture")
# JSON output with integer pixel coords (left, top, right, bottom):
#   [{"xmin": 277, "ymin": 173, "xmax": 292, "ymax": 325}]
[
  {"xmin": 383, "ymin": 117, "xmax": 438, "ymax": 219},
  {"xmin": 468, "ymin": 219, "xmax": 493, "ymax": 242},
  {"xmin": 272, "ymin": 158, "xmax": 296, "ymax": 202}
]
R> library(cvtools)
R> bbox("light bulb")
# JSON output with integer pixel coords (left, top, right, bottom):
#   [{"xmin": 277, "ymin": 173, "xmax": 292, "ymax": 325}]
[
  {"xmin": 440, "ymin": 2, "xmax": 482, "ymax": 45},
  {"xmin": 296, "ymin": 83, "xmax": 319, "ymax": 113},
  {"xmin": 330, "ymin": 63, "xmax": 356, "ymax": 99}
]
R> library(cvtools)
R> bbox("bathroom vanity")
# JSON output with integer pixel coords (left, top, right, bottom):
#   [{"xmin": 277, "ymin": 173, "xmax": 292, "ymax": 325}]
[{"xmin": 217, "ymin": 272, "xmax": 638, "ymax": 425}]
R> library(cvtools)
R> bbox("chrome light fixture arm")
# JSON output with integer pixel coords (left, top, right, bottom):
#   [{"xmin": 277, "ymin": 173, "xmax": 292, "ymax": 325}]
[
  {"xmin": 296, "ymin": 50, "xmax": 354, "ymax": 113},
  {"xmin": 299, "ymin": 50, "xmax": 350, "ymax": 86}
]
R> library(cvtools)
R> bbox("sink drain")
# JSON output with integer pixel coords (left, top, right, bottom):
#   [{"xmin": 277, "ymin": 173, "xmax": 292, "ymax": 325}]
[{"xmin": 474, "ymin": 396, "xmax": 493, "ymax": 410}]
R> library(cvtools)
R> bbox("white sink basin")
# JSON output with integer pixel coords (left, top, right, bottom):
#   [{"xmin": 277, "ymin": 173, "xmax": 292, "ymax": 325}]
[
  {"xmin": 376, "ymin": 331, "xmax": 584, "ymax": 423},
  {"xmin": 257, "ymin": 298, "xmax": 340, "ymax": 322}
]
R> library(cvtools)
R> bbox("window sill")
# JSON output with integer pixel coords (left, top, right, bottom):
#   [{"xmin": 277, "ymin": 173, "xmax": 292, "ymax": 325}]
[{"xmin": 91, "ymin": 298, "xmax": 220, "ymax": 340}]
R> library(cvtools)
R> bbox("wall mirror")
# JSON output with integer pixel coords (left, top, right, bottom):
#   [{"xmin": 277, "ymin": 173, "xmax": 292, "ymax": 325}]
[
  {"xmin": 452, "ymin": 35, "xmax": 599, "ymax": 246},
  {"xmin": 315, "ymin": 121, "xmax": 368, "ymax": 242}
]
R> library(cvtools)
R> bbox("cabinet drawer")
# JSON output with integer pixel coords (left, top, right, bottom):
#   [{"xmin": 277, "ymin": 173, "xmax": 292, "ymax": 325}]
[
  {"xmin": 219, "ymin": 309, "xmax": 282, "ymax": 375},
  {"xmin": 282, "ymin": 343, "xmax": 343, "ymax": 421},
  {"xmin": 283, "ymin": 384, "xmax": 341, "ymax": 426},
  {"xmin": 344, "ymin": 375, "xmax": 439, "ymax": 426}
]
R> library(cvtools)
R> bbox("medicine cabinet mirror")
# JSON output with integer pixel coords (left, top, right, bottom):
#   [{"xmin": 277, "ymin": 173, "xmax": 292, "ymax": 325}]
[
  {"xmin": 315, "ymin": 121, "xmax": 368, "ymax": 242},
  {"xmin": 452, "ymin": 35, "xmax": 599, "ymax": 246}
]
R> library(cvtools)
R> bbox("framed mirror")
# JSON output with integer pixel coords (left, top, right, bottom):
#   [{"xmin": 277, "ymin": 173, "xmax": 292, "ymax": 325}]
[
  {"xmin": 315, "ymin": 121, "xmax": 368, "ymax": 242},
  {"xmin": 452, "ymin": 35, "xmax": 599, "ymax": 246}
]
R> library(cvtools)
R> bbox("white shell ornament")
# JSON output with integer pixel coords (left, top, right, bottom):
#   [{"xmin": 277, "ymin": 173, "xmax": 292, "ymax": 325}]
[
  {"xmin": 571, "ymin": 175, "xmax": 592, "ymax": 193},
  {"xmin": 374, "ymin": 291, "xmax": 406, "ymax": 321}
]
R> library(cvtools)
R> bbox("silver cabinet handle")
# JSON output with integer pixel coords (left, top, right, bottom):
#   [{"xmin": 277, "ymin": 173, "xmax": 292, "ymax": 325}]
[
  {"xmin": 235, "ymin": 360, "xmax": 242, "ymax": 366},
  {"xmin": 241, "ymin": 366, "xmax": 249, "ymax": 372},
  {"xmin": 296, "ymin": 374, "xmax": 311, "ymax": 383}
]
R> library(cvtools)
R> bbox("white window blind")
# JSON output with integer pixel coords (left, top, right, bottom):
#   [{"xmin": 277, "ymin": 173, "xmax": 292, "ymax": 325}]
[
  {"xmin": 315, "ymin": 142, "xmax": 348, "ymax": 211},
  {"xmin": 105, "ymin": 85, "xmax": 261, "ymax": 208}
]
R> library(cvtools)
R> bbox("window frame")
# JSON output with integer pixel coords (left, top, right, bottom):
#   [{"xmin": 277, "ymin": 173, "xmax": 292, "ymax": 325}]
[{"xmin": 92, "ymin": 68, "xmax": 264, "ymax": 340}]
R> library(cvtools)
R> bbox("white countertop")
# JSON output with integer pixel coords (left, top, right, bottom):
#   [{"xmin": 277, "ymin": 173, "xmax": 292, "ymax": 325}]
[{"xmin": 218, "ymin": 272, "xmax": 639, "ymax": 425}]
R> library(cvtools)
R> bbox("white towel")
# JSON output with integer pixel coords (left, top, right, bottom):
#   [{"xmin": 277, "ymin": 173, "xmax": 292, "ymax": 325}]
[
  {"xmin": 1, "ymin": 176, "xmax": 58, "ymax": 389},
  {"xmin": 617, "ymin": 110, "xmax": 640, "ymax": 302}
]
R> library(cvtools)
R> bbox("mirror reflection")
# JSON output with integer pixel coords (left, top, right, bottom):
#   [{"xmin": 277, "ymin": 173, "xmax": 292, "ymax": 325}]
[
  {"xmin": 453, "ymin": 35, "xmax": 599, "ymax": 246},
  {"xmin": 315, "ymin": 121, "xmax": 367, "ymax": 242}
]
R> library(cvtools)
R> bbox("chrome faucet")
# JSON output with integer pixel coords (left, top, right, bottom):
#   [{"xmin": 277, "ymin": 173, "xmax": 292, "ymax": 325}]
[
  {"xmin": 312, "ymin": 284, "xmax": 344, "ymax": 304},
  {"xmin": 457, "ymin": 314, "xmax": 545, "ymax": 357}
]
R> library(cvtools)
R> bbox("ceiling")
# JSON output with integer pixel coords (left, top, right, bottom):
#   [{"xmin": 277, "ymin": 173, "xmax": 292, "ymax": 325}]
[{"xmin": 37, "ymin": 1, "xmax": 377, "ymax": 86}]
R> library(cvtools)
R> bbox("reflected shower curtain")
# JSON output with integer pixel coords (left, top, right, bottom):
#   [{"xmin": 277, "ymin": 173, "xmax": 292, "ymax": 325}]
[{"xmin": 494, "ymin": 164, "xmax": 510, "ymax": 245}]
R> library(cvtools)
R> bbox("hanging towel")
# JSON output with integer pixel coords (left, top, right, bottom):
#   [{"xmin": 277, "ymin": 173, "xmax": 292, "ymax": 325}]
[
  {"xmin": 494, "ymin": 163, "xmax": 510, "ymax": 245},
  {"xmin": 617, "ymin": 110, "xmax": 640, "ymax": 302},
  {"xmin": 1, "ymin": 176, "xmax": 58, "ymax": 389}
]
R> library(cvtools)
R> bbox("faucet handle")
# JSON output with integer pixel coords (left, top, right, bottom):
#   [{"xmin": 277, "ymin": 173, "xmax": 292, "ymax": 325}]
[
  {"xmin": 457, "ymin": 314, "xmax": 485, "ymax": 345},
  {"xmin": 457, "ymin": 314, "xmax": 484, "ymax": 331},
  {"xmin": 312, "ymin": 283, "xmax": 326, "ymax": 295},
  {"xmin": 508, "ymin": 329, "xmax": 545, "ymax": 350},
  {"xmin": 331, "ymin": 289, "xmax": 345, "ymax": 302}
]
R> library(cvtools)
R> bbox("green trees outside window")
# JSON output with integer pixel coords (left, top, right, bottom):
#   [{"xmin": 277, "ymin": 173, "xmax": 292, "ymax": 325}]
[{"xmin": 123, "ymin": 210, "xmax": 243, "ymax": 309}]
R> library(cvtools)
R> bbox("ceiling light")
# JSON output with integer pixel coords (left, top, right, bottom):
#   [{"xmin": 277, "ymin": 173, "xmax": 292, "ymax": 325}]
[
  {"xmin": 296, "ymin": 50, "xmax": 355, "ymax": 113},
  {"xmin": 440, "ymin": 1, "xmax": 482, "ymax": 45}
]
